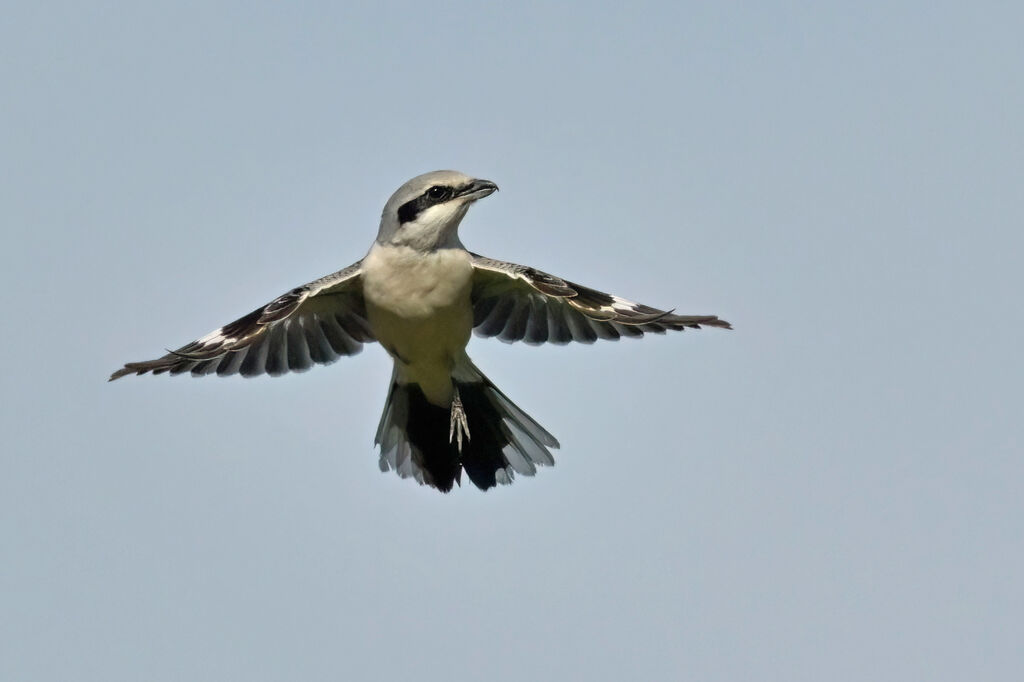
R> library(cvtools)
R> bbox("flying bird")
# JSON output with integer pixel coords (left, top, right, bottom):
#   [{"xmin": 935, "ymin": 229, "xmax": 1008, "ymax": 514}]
[{"xmin": 111, "ymin": 171, "xmax": 730, "ymax": 492}]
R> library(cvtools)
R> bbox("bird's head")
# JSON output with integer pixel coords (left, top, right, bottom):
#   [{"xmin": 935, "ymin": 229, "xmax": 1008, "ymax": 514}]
[{"xmin": 376, "ymin": 170, "xmax": 498, "ymax": 250}]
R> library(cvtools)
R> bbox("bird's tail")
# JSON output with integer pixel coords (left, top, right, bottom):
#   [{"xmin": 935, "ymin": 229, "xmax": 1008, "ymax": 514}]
[{"xmin": 374, "ymin": 361, "xmax": 559, "ymax": 492}]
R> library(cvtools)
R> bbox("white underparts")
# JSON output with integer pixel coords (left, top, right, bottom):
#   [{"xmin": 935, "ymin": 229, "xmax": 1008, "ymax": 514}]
[{"xmin": 362, "ymin": 242, "xmax": 475, "ymax": 406}]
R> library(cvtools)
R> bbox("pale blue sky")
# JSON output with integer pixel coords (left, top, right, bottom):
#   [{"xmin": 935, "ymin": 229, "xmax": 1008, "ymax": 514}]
[{"xmin": 3, "ymin": 2, "xmax": 1022, "ymax": 680}]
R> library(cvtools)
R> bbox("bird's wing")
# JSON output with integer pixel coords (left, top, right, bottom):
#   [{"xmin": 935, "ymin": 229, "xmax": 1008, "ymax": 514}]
[
  {"xmin": 469, "ymin": 254, "xmax": 731, "ymax": 345},
  {"xmin": 110, "ymin": 261, "xmax": 374, "ymax": 380}
]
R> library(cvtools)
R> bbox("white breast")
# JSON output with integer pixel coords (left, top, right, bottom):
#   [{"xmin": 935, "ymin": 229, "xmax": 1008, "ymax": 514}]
[
  {"xmin": 362, "ymin": 243, "xmax": 473, "ymax": 319},
  {"xmin": 362, "ymin": 243, "xmax": 475, "ymax": 403}
]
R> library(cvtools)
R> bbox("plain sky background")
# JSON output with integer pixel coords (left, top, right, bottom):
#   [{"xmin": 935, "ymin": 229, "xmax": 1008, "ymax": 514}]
[{"xmin": 3, "ymin": 2, "xmax": 1022, "ymax": 680}]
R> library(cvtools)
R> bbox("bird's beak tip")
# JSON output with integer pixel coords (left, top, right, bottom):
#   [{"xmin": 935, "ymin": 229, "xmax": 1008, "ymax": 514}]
[{"xmin": 461, "ymin": 179, "xmax": 499, "ymax": 200}]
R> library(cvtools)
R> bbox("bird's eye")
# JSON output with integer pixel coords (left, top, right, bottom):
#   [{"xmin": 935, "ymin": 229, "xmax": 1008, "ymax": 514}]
[{"xmin": 427, "ymin": 185, "xmax": 449, "ymax": 200}]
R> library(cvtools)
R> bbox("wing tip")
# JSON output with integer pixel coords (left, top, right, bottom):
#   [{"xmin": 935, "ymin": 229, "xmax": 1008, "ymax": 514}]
[
  {"xmin": 706, "ymin": 317, "xmax": 733, "ymax": 330},
  {"xmin": 109, "ymin": 364, "xmax": 144, "ymax": 381},
  {"xmin": 662, "ymin": 314, "xmax": 733, "ymax": 330}
]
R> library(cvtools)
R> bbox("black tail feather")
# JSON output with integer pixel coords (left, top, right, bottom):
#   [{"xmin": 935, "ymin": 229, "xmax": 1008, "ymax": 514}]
[
  {"xmin": 456, "ymin": 382, "xmax": 514, "ymax": 489},
  {"xmin": 403, "ymin": 384, "xmax": 463, "ymax": 492},
  {"xmin": 375, "ymin": 368, "xmax": 559, "ymax": 492}
]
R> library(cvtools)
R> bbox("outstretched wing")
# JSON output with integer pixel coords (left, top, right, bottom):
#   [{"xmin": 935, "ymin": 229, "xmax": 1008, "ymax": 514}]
[
  {"xmin": 110, "ymin": 261, "xmax": 374, "ymax": 380},
  {"xmin": 470, "ymin": 254, "xmax": 731, "ymax": 345}
]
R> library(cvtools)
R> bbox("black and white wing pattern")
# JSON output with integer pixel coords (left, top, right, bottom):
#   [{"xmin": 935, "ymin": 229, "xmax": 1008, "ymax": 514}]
[
  {"xmin": 470, "ymin": 254, "xmax": 731, "ymax": 345},
  {"xmin": 110, "ymin": 261, "xmax": 374, "ymax": 380}
]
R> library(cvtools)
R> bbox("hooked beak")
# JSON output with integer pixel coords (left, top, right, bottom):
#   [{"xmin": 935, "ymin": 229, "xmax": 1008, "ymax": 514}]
[{"xmin": 456, "ymin": 179, "xmax": 499, "ymax": 201}]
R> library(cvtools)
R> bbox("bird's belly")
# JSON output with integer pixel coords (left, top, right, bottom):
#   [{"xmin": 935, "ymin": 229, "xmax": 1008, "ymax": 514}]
[
  {"xmin": 368, "ymin": 300, "xmax": 473, "ymax": 367},
  {"xmin": 363, "ymin": 245, "xmax": 474, "ymax": 402}
]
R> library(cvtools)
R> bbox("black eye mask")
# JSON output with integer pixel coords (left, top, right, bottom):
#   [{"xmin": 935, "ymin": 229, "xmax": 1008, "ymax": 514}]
[{"xmin": 397, "ymin": 185, "xmax": 454, "ymax": 224}]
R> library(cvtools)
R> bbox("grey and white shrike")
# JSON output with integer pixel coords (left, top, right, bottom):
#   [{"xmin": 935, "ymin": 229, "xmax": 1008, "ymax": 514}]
[{"xmin": 111, "ymin": 171, "xmax": 731, "ymax": 492}]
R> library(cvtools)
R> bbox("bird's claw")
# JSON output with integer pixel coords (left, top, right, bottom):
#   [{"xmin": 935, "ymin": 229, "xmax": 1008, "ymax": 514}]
[{"xmin": 449, "ymin": 390, "xmax": 470, "ymax": 452}]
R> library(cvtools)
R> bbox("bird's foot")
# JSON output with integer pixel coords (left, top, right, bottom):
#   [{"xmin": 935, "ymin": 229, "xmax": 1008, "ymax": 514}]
[{"xmin": 449, "ymin": 389, "xmax": 470, "ymax": 452}]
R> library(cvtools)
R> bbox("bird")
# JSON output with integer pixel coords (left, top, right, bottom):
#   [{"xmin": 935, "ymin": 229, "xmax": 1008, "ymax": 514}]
[{"xmin": 110, "ymin": 171, "xmax": 731, "ymax": 492}]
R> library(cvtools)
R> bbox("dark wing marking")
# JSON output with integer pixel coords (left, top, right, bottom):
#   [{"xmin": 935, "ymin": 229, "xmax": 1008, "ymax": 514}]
[
  {"xmin": 110, "ymin": 261, "xmax": 374, "ymax": 380},
  {"xmin": 469, "ymin": 254, "xmax": 731, "ymax": 345}
]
